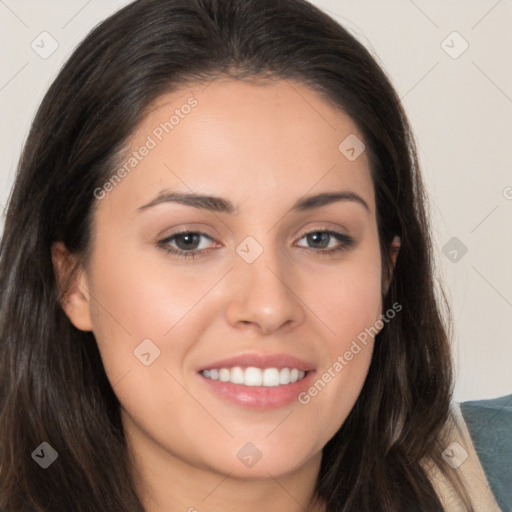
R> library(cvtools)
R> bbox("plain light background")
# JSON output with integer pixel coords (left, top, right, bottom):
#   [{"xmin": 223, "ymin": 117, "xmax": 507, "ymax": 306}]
[{"xmin": 0, "ymin": 0, "xmax": 510, "ymax": 402}]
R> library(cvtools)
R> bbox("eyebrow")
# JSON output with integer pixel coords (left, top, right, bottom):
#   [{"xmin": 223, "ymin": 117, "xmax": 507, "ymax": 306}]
[{"xmin": 137, "ymin": 189, "xmax": 370, "ymax": 214}]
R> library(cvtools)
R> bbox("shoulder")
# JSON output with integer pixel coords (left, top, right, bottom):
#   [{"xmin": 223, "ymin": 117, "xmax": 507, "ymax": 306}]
[{"xmin": 460, "ymin": 393, "xmax": 512, "ymax": 512}]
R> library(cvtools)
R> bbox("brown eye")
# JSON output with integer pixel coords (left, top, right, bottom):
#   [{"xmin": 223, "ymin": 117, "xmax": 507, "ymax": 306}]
[{"xmin": 158, "ymin": 231, "xmax": 216, "ymax": 258}]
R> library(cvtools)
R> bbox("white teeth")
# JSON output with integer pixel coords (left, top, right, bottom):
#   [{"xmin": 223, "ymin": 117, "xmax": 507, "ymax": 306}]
[
  {"xmin": 279, "ymin": 367, "xmax": 290, "ymax": 384},
  {"xmin": 262, "ymin": 368, "xmax": 280, "ymax": 387},
  {"xmin": 201, "ymin": 366, "xmax": 308, "ymax": 386},
  {"xmin": 244, "ymin": 367, "xmax": 262, "ymax": 386},
  {"xmin": 219, "ymin": 368, "xmax": 230, "ymax": 382},
  {"xmin": 230, "ymin": 366, "xmax": 245, "ymax": 384}
]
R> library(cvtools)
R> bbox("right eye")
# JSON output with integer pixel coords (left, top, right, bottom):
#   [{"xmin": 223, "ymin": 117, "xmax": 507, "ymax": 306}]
[{"xmin": 158, "ymin": 231, "xmax": 218, "ymax": 259}]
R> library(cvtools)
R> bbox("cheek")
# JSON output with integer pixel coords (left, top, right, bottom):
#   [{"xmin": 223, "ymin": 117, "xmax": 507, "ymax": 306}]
[
  {"xmin": 297, "ymin": 251, "xmax": 382, "ymax": 433},
  {"xmin": 84, "ymin": 237, "xmax": 225, "ymax": 395},
  {"xmin": 84, "ymin": 247, "xmax": 227, "ymax": 464},
  {"xmin": 87, "ymin": 240, "xmax": 218, "ymax": 341},
  {"xmin": 307, "ymin": 247, "xmax": 383, "ymax": 345}
]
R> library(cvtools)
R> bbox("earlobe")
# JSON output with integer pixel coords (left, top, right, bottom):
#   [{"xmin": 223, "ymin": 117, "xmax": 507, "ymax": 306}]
[{"xmin": 51, "ymin": 241, "xmax": 94, "ymax": 332}]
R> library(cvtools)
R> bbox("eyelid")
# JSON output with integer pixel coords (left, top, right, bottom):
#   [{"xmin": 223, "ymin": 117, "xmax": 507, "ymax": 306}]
[
  {"xmin": 294, "ymin": 229, "xmax": 355, "ymax": 251},
  {"xmin": 297, "ymin": 227, "xmax": 351, "ymax": 240},
  {"xmin": 158, "ymin": 229, "xmax": 218, "ymax": 247},
  {"xmin": 157, "ymin": 222, "xmax": 218, "ymax": 237},
  {"xmin": 296, "ymin": 223, "xmax": 350, "ymax": 237}
]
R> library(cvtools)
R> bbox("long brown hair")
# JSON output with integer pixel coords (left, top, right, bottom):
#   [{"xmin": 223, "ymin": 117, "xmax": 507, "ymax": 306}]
[{"xmin": 0, "ymin": 0, "xmax": 472, "ymax": 510}]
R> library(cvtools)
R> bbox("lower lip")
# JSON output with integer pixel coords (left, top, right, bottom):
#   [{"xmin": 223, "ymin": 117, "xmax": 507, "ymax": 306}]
[{"xmin": 198, "ymin": 371, "xmax": 316, "ymax": 410}]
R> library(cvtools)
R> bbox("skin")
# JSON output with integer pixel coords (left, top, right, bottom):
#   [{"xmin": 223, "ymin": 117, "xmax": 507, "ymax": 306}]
[{"xmin": 53, "ymin": 78, "xmax": 400, "ymax": 512}]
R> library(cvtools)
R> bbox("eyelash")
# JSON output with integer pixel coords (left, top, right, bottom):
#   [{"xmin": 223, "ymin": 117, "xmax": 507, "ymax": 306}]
[{"xmin": 158, "ymin": 229, "xmax": 355, "ymax": 260}]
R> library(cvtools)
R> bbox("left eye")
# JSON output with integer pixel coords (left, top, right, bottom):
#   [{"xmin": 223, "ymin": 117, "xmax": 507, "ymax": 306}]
[{"xmin": 296, "ymin": 230, "xmax": 349, "ymax": 250}]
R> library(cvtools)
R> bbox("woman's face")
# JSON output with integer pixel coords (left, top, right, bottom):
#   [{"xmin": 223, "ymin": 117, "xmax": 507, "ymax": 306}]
[{"xmin": 60, "ymin": 78, "xmax": 389, "ymax": 480}]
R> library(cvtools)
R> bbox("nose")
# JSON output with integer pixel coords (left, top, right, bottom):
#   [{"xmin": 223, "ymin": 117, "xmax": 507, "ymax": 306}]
[{"xmin": 224, "ymin": 244, "xmax": 306, "ymax": 335}]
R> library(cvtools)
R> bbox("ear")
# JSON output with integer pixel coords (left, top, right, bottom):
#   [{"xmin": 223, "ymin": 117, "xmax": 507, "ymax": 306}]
[
  {"xmin": 389, "ymin": 235, "xmax": 400, "ymax": 267},
  {"xmin": 52, "ymin": 241, "xmax": 93, "ymax": 332},
  {"xmin": 383, "ymin": 235, "xmax": 401, "ymax": 296}
]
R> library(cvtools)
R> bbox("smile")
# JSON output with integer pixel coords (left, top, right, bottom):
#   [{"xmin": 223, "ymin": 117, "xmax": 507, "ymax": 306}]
[{"xmin": 201, "ymin": 366, "xmax": 307, "ymax": 387}]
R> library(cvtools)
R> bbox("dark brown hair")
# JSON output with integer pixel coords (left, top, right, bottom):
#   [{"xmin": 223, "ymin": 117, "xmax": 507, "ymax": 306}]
[{"xmin": 0, "ymin": 0, "xmax": 472, "ymax": 510}]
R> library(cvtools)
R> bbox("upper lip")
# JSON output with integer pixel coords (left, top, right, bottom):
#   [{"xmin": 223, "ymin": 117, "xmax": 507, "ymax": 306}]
[{"xmin": 197, "ymin": 352, "xmax": 315, "ymax": 372}]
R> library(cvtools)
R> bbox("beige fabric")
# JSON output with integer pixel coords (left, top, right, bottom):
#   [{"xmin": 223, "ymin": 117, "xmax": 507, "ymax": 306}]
[{"xmin": 422, "ymin": 402, "xmax": 501, "ymax": 511}]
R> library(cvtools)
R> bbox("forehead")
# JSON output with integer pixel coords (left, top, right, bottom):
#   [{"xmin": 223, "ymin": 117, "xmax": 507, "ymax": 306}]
[{"xmin": 100, "ymin": 78, "xmax": 375, "ymax": 218}]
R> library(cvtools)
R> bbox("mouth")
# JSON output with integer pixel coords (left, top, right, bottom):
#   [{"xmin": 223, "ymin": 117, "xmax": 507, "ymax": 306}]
[
  {"xmin": 200, "ymin": 366, "xmax": 308, "ymax": 386},
  {"xmin": 197, "ymin": 353, "xmax": 315, "ymax": 409}
]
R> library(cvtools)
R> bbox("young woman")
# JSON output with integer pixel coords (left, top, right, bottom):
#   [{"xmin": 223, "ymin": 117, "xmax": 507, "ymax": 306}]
[{"xmin": 0, "ymin": 0, "xmax": 510, "ymax": 510}]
